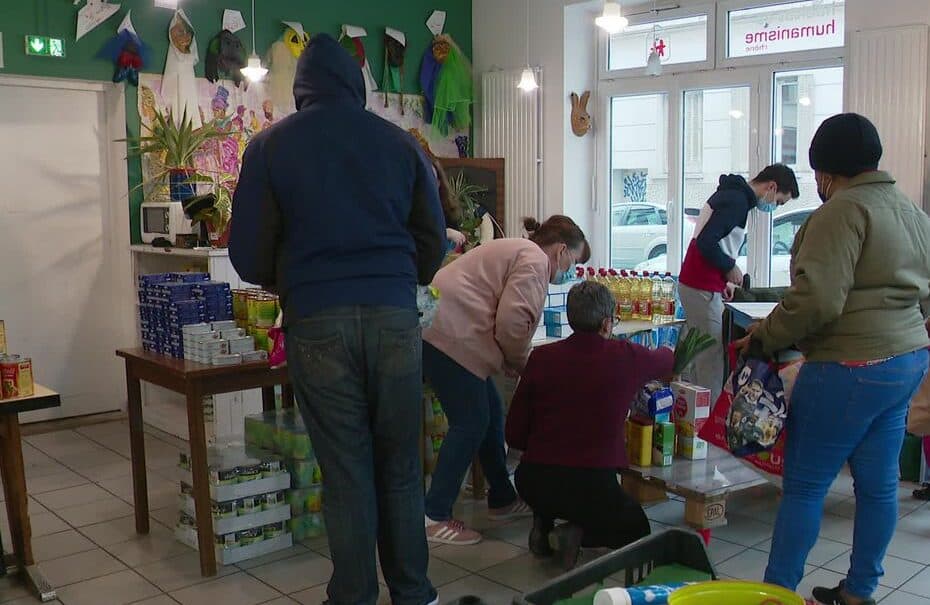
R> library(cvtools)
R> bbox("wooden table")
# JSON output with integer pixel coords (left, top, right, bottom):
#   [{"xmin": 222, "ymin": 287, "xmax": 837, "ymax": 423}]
[
  {"xmin": 116, "ymin": 349, "xmax": 294, "ymax": 577},
  {"xmin": 0, "ymin": 384, "xmax": 61, "ymax": 601}
]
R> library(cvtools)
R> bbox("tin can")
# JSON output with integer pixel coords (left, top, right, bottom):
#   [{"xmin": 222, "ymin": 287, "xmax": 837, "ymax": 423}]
[
  {"xmin": 252, "ymin": 327, "xmax": 270, "ymax": 352},
  {"xmin": 232, "ymin": 290, "xmax": 250, "ymax": 321},
  {"xmin": 1, "ymin": 357, "xmax": 33, "ymax": 400},
  {"xmin": 253, "ymin": 295, "xmax": 278, "ymax": 328}
]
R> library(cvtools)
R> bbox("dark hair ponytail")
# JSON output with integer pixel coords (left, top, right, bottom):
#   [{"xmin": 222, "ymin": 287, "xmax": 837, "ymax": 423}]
[
  {"xmin": 523, "ymin": 215, "xmax": 590, "ymax": 263},
  {"xmin": 432, "ymin": 159, "xmax": 462, "ymax": 228}
]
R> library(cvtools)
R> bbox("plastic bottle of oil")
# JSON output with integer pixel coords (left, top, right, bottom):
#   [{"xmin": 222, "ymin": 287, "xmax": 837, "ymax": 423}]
[{"xmin": 618, "ymin": 270, "xmax": 633, "ymax": 321}]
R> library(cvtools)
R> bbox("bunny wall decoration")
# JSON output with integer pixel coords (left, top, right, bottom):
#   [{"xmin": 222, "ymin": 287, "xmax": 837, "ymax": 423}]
[{"xmin": 570, "ymin": 91, "xmax": 592, "ymax": 137}]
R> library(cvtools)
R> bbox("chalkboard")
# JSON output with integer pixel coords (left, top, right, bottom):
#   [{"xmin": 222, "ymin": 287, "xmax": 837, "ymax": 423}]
[{"xmin": 437, "ymin": 158, "xmax": 506, "ymax": 238}]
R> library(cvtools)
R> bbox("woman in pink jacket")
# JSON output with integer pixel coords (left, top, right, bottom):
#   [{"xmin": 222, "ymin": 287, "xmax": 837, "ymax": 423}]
[{"xmin": 423, "ymin": 216, "xmax": 590, "ymax": 545}]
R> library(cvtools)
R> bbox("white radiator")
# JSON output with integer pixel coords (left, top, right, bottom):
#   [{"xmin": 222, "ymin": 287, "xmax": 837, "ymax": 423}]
[
  {"xmin": 480, "ymin": 69, "xmax": 543, "ymax": 236},
  {"xmin": 846, "ymin": 25, "xmax": 929, "ymax": 207}
]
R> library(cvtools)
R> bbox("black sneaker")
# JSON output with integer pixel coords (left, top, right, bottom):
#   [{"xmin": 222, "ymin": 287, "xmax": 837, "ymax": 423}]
[
  {"xmin": 811, "ymin": 581, "xmax": 876, "ymax": 605},
  {"xmin": 548, "ymin": 523, "xmax": 584, "ymax": 571},
  {"xmin": 529, "ymin": 515, "xmax": 553, "ymax": 557},
  {"xmin": 914, "ymin": 483, "xmax": 930, "ymax": 501}
]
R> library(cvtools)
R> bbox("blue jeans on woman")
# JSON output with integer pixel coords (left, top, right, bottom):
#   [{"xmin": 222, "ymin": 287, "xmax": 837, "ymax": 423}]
[
  {"xmin": 288, "ymin": 306, "xmax": 436, "ymax": 605},
  {"xmin": 423, "ymin": 342, "xmax": 518, "ymax": 521},
  {"xmin": 765, "ymin": 348, "xmax": 929, "ymax": 599}
]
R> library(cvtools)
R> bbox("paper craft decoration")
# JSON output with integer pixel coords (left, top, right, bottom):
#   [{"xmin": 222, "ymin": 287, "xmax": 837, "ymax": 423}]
[
  {"xmin": 383, "ymin": 28, "xmax": 407, "ymax": 113},
  {"xmin": 268, "ymin": 22, "xmax": 310, "ymax": 113},
  {"xmin": 420, "ymin": 34, "xmax": 473, "ymax": 136},
  {"xmin": 162, "ymin": 10, "xmax": 201, "ymax": 128},
  {"xmin": 339, "ymin": 25, "xmax": 379, "ymax": 104},
  {"xmin": 75, "ymin": 0, "xmax": 121, "ymax": 42},
  {"xmin": 206, "ymin": 30, "xmax": 247, "ymax": 87},
  {"xmin": 426, "ymin": 11, "xmax": 447, "ymax": 36},
  {"xmin": 97, "ymin": 10, "xmax": 150, "ymax": 86},
  {"xmin": 222, "ymin": 10, "xmax": 247, "ymax": 34}
]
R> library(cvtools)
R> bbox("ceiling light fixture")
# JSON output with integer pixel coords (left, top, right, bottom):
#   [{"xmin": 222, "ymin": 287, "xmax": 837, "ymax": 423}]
[
  {"xmin": 240, "ymin": 0, "xmax": 268, "ymax": 83},
  {"xmin": 517, "ymin": 0, "xmax": 538, "ymax": 92},
  {"xmin": 596, "ymin": 1, "xmax": 629, "ymax": 35}
]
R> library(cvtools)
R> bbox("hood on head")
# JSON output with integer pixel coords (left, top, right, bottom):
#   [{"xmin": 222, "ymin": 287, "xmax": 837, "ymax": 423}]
[{"xmin": 293, "ymin": 33, "xmax": 365, "ymax": 110}]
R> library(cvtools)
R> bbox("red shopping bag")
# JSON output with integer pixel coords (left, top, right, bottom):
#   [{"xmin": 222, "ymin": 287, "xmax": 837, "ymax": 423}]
[{"xmin": 699, "ymin": 344, "xmax": 802, "ymax": 485}]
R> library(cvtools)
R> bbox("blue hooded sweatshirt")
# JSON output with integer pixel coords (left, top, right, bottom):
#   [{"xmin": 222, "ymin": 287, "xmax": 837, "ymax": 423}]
[{"xmin": 229, "ymin": 34, "xmax": 447, "ymax": 321}]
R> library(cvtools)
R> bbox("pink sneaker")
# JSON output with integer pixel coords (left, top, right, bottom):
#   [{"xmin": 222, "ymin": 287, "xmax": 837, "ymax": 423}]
[
  {"xmin": 425, "ymin": 517, "xmax": 482, "ymax": 545},
  {"xmin": 488, "ymin": 499, "xmax": 533, "ymax": 522}
]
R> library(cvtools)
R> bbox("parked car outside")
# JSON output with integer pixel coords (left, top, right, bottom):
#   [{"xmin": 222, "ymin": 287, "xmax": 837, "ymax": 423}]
[
  {"xmin": 610, "ymin": 203, "xmax": 698, "ymax": 268},
  {"xmin": 634, "ymin": 208, "xmax": 814, "ymax": 287}
]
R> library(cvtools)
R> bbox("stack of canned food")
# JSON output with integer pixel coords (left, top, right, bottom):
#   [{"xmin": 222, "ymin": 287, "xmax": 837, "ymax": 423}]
[{"xmin": 232, "ymin": 289, "xmax": 279, "ymax": 353}]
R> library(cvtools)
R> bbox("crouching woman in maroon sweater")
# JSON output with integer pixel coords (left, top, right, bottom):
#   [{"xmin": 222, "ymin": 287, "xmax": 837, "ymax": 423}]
[{"xmin": 506, "ymin": 281, "xmax": 674, "ymax": 569}]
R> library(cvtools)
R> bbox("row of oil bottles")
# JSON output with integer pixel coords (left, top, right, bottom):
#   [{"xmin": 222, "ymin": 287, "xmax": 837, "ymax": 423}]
[{"xmin": 576, "ymin": 266, "xmax": 678, "ymax": 324}]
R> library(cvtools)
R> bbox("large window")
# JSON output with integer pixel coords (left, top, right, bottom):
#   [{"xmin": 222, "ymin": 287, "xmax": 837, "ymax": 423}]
[
  {"xmin": 599, "ymin": 2, "xmax": 844, "ymax": 284},
  {"xmin": 608, "ymin": 94, "xmax": 670, "ymax": 270},
  {"xmin": 768, "ymin": 66, "xmax": 843, "ymax": 286}
]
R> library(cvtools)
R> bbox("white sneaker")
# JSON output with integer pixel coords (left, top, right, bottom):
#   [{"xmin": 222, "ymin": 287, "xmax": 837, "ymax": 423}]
[{"xmin": 425, "ymin": 517, "xmax": 482, "ymax": 545}]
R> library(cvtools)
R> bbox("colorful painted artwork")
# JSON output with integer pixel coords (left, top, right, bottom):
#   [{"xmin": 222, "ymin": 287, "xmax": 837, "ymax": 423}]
[{"xmin": 137, "ymin": 72, "xmax": 466, "ymax": 200}]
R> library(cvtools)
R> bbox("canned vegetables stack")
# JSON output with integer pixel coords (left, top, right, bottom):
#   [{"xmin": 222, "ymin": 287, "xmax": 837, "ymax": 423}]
[
  {"xmin": 232, "ymin": 289, "xmax": 279, "ymax": 353},
  {"xmin": 0, "ymin": 320, "xmax": 35, "ymax": 401},
  {"xmin": 175, "ymin": 444, "xmax": 293, "ymax": 565},
  {"xmin": 244, "ymin": 409, "xmax": 325, "ymax": 541}
]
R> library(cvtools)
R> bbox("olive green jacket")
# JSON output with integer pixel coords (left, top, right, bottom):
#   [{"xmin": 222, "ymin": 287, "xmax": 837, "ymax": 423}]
[{"xmin": 754, "ymin": 171, "xmax": 930, "ymax": 361}]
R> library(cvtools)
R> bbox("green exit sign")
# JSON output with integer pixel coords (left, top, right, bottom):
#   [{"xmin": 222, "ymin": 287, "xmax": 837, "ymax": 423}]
[{"xmin": 25, "ymin": 35, "xmax": 65, "ymax": 58}]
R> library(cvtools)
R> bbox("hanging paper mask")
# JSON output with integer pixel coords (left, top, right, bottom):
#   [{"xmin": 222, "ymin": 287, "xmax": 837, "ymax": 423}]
[
  {"xmin": 97, "ymin": 11, "xmax": 150, "ymax": 87},
  {"xmin": 206, "ymin": 30, "xmax": 247, "ymax": 87},
  {"xmin": 382, "ymin": 28, "xmax": 407, "ymax": 113},
  {"xmin": 268, "ymin": 22, "xmax": 309, "ymax": 112},
  {"xmin": 339, "ymin": 25, "xmax": 379, "ymax": 105},
  {"xmin": 75, "ymin": 0, "xmax": 121, "ymax": 42},
  {"xmin": 162, "ymin": 10, "xmax": 201, "ymax": 128},
  {"xmin": 420, "ymin": 34, "xmax": 473, "ymax": 136}
]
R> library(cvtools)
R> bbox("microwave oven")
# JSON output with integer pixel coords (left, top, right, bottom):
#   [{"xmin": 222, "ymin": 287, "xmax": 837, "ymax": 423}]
[{"xmin": 140, "ymin": 201, "xmax": 194, "ymax": 244}]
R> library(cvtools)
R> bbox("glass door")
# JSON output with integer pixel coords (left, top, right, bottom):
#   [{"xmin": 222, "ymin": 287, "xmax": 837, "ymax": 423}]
[
  {"xmin": 608, "ymin": 93, "xmax": 672, "ymax": 271},
  {"xmin": 767, "ymin": 66, "xmax": 843, "ymax": 286},
  {"xmin": 680, "ymin": 85, "xmax": 753, "ymax": 274}
]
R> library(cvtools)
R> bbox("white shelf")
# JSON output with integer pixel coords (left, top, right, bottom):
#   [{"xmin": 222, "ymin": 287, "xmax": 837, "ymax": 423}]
[{"xmin": 130, "ymin": 244, "xmax": 230, "ymax": 259}]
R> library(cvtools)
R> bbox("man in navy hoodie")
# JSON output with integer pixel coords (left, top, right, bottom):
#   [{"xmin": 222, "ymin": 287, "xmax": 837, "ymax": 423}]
[
  {"xmin": 230, "ymin": 34, "xmax": 446, "ymax": 605},
  {"xmin": 678, "ymin": 165, "xmax": 798, "ymax": 403}
]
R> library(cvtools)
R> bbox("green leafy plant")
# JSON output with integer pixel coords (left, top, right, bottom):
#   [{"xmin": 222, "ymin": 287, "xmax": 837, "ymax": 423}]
[
  {"xmin": 447, "ymin": 171, "xmax": 488, "ymax": 249},
  {"xmin": 185, "ymin": 171, "xmax": 235, "ymax": 238},
  {"xmin": 122, "ymin": 107, "xmax": 224, "ymax": 181},
  {"xmin": 673, "ymin": 328, "xmax": 717, "ymax": 374}
]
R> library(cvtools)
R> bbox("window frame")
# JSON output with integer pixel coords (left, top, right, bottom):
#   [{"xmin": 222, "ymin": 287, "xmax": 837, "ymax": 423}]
[
  {"xmin": 716, "ymin": 0, "xmax": 846, "ymax": 69},
  {"xmin": 598, "ymin": 2, "xmax": 717, "ymax": 80}
]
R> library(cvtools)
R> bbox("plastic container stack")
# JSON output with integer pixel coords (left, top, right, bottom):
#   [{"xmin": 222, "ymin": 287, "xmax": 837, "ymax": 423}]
[
  {"xmin": 175, "ymin": 445, "xmax": 293, "ymax": 565},
  {"xmin": 232, "ymin": 289, "xmax": 280, "ymax": 354},
  {"xmin": 244, "ymin": 409, "xmax": 326, "ymax": 541}
]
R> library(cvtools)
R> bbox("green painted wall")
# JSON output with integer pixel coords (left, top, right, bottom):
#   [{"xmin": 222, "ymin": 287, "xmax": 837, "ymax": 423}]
[{"xmin": 0, "ymin": 0, "xmax": 472, "ymax": 243}]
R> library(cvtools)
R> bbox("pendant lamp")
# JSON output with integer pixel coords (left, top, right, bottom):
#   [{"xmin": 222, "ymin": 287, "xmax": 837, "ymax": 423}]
[
  {"xmin": 240, "ymin": 0, "xmax": 268, "ymax": 82},
  {"xmin": 595, "ymin": 2, "xmax": 628, "ymax": 35},
  {"xmin": 517, "ymin": 0, "xmax": 538, "ymax": 91}
]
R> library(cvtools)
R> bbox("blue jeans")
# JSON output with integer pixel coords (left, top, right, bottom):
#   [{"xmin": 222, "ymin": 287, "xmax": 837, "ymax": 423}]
[
  {"xmin": 423, "ymin": 342, "xmax": 517, "ymax": 521},
  {"xmin": 765, "ymin": 349, "xmax": 929, "ymax": 599},
  {"xmin": 288, "ymin": 307, "xmax": 436, "ymax": 605}
]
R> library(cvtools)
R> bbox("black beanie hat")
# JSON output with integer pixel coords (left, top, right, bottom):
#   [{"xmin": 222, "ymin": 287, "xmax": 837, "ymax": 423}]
[{"xmin": 809, "ymin": 113, "xmax": 883, "ymax": 178}]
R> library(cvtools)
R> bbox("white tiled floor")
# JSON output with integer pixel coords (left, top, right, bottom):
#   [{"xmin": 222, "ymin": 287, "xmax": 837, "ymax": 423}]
[{"xmin": 2, "ymin": 420, "xmax": 930, "ymax": 604}]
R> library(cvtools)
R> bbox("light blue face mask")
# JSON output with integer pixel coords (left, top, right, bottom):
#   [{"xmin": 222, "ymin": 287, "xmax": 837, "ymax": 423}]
[
  {"xmin": 757, "ymin": 191, "xmax": 778, "ymax": 213},
  {"xmin": 552, "ymin": 268, "xmax": 574, "ymax": 285}
]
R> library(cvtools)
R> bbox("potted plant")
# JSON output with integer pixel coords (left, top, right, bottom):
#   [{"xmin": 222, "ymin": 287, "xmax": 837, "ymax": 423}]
[
  {"xmin": 183, "ymin": 172, "xmax": 235, "ymax": 247},
  {"xmin": 124, "ymin": 107, "xmax": 224, "ymax": 202},
  {"xmin": 446, "ymin": 171, "xmax": 488, "ymax": 252}
]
